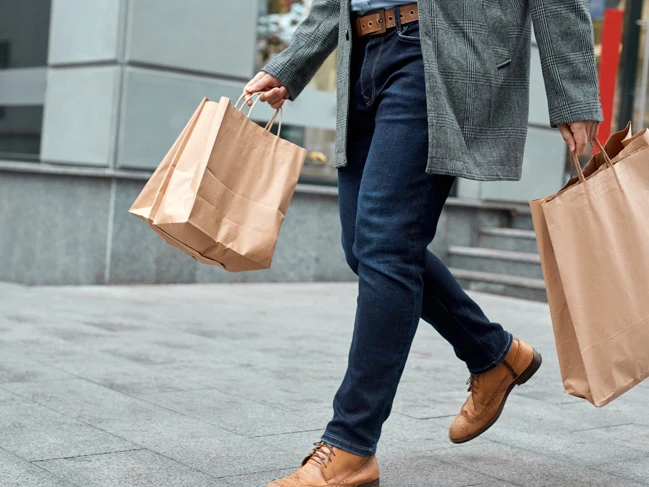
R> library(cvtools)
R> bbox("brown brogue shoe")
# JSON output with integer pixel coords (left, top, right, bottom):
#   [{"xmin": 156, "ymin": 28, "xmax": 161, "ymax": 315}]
[
  {"xmin": 267, "ymin": 441, "xmax": 380, "ymax": 487},
  {"xmin": 449, "ymin": 337, "xmax": 542, "ymax": 444}
]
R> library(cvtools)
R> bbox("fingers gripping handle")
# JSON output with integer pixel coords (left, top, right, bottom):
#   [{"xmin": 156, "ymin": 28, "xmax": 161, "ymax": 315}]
[
  {"xmin": 235, "ymin": 92, "xmax": 261, "ymax": 111},
  {"xmin": 237, "ymin": 91, "xmax": 283, "ymax": 138},
  {"xmin": 570, "ymin": 138, "xmax": 614, "ymax": 184}
]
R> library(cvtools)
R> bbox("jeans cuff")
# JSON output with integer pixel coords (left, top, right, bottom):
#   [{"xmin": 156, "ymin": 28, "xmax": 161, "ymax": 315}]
[
  {"xmin": 321, "ymin": 432, "xmax": 375, "ymax": 457},
  {"xmin": 467, "ymin": 333, "xmax": 514, "ymax": 375}
]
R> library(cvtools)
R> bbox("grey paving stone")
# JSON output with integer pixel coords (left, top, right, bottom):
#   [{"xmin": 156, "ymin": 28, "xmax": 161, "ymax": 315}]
[
  {"xmin": 108, "ymin": 413, "xmax": 297, "ymax": 478},
  {"xmin": 138, "ymin": 387, "xmax": 329, "ymax": 437},
  {"xmin": 0, "ymin": 392, "xmax": 135, "ymax": 461},
  {"xmin": 571, "ymin": 423, "xmax": 649, "ymax": 454},
  {"xmin": 595, "ymin": 455, "xmax": 649, "ymax": 485},
  {"xmin": 0, "ymin": 387, "xmax": 21, "ymax": 404},
  {"xmin": 380, "ymin": 454, "xmax": 496, "ymax": 487},
  {"xmin": 0, "ymin": 351, "xmax": 74, "ymax": 384},
  {"xmin": 0, "ymin": 283, "xmax": 646, "ymax": 487},
  {"xmin": 0, "ymin": 447, "xmax": 77, "ymax": 487},
  {"xmin": 434, "ymin": 440, "xmax": 647, "ymax": 487},
  {"xmin": 220, "ymin": 469, "xmax": 294, "ymax": 487},
  {"xmin": 85, "ymin": 360, "xmax": 223, "ymax": 396},
  {"xmin": 378, "ymin": 413, "xmax": 455, "ymax": 457},
  {"xmin": 2, "ymin": 378, "xmax": 200, "ymax": 433},
  {"xmin": 470, "ymin": 483, "xmax": 519, "ymax": 487},
  {"xmin": 478, "ymin": 396, "xmax": 649, "ymax": 464},
  {"xmin": 254, "ymin": 429, "xmax": 328, "ymax": 458},
  {"xmin": 35, "ymin": 449, "xmax": 228, "ymax": 487}
]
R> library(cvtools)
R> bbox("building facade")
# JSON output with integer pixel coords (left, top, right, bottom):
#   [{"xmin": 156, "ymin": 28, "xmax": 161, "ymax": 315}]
[{"xmin": 0, "ymin": 0, "xmax": 635, "ymax": 287}]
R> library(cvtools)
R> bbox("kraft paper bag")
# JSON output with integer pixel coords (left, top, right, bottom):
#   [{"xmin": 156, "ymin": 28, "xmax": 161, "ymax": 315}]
[
  {"xmin": 531, "ymin": 132, "xmax": 649, "ymax": 407},
  {"xmin": 130, "ymin": 96, "xmax": 307, "ymax": 272},
  {"xmin": 130, "ymin": 98, "xmax": 207, "ymax": 224},
  {"xmin": 563, "ymin": 123, "xmax": 633, "ymax": 191}
]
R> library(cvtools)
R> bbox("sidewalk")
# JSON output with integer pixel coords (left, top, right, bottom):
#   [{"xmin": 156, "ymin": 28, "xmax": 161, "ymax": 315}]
[{"xmin": 0, "ymin": 282, "xmax": 647, "ymax": 487}]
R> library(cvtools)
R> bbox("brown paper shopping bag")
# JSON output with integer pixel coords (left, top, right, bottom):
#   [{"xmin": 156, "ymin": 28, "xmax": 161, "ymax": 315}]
[
  {"xmin": 130, "ymin": 95, "xmax": 307, "ymax": 272},
  {"xmin": 531, "ymin": 135, "xmax": 649, "ymax": 407},
  {"xmin": 130, "ymin": 98, "xmax": 208, "ymax": 224}
]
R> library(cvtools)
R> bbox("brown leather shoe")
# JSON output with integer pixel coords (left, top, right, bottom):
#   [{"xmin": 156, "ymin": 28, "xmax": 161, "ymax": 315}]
[
  {"xmin": 267, "ymin": 441, "xmax": 380, "ymax": 487},
  {"xmin": 449, "ymin": 337, "xmax": 542, "ymax": 444}
]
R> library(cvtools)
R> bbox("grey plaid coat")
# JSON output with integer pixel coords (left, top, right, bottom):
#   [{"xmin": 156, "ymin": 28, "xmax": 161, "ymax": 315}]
[{"xmin": 262, "ymin": 0, "xmax": 603, "ymax": 181}]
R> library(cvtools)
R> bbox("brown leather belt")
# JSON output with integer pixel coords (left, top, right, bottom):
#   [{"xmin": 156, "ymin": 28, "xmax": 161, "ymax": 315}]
[{"xmin": 354, "ymin": 3, "xmax": 419, "ymax": 38}]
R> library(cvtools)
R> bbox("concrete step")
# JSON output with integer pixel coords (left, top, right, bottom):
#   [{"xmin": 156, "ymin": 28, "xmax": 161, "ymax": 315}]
[
  {"xmin": 479, "ymin": 227, "xmax": 538, "ymax": 253},
  {"xmin": 511, "ymin": 212, "xmax": 535, "ymax": 231},
  {"xmin": 450, "ymin": 268, "xmax": 548, "ymax": 302},
  {"xmin": 448, "ymin": 246, "xmax": 543, "ymax": 280}
]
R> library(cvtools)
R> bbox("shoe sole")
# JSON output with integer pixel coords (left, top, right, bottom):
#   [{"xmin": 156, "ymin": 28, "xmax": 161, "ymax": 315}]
[
  {"xmin": 450, "ymin": 349, "xmax": 543, "ymax": 444},
  {"xmin": 359, "ymin": 481, "xmax": 380, "ymax": 487}
]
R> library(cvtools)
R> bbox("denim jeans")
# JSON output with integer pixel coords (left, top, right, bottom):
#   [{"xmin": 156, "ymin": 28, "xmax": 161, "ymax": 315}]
[{"xmin": 321, "ymin": 17, "xmax": 513, "ymax": 457}]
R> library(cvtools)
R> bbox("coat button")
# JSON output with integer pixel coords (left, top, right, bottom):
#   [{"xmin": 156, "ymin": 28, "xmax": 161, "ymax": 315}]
[{"xmin": 346, "ymin": 30, "xmax": 350, "ymax": 41}]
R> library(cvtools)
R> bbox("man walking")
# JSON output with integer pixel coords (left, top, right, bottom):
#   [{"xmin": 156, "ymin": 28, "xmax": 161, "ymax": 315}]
[{"xmin": 245, "ymin": 1, "xmax": 602, "ymax": 486}]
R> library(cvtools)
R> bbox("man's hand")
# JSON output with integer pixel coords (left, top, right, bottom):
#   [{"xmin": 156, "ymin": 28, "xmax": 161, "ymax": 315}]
[
  {"xmin": 557, "ymin": 121, "xmax": 600, "ymax": 157},
  {"xmin": 244, "ymin": 72, "xmax": 290, "ymax": 110}
]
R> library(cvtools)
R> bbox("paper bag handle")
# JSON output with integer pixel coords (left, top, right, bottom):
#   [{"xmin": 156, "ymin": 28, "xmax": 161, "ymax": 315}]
[
  {"xmin": 235, "ymin": 91, "xmax": 283, "ymax": 138},
  {"xmin": 264, "ymin": 107, "xmax": 283, "ymax": 138},
  {"xmin": 570, "ymin": 138, "xmax": 614, "ymax": 183},
  {"xmin": 234, "ymin": 92, "xmax": 261, "ymax": 111},
  {"xmin": 592, "ymin": 137, "xmax": 613, "ymax": 168},
  {"xmin": 235, "ymin": 92, "xmax": 271, "ymax": 121}
]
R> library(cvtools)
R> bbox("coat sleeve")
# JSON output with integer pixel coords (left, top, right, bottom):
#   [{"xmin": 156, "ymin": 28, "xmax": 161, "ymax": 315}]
[
  {"xmin": 261, "ymin": 0, "xmax": 340, "ymax": 100},
  {"xmin": 530, "ymin": 0, "xmax": 604, "ymax": 126}
]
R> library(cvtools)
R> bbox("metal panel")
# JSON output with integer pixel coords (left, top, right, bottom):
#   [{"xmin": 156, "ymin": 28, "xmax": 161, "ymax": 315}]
[
  {"xmin": 0, "ymin": 68, "xmax": 47, "ymax": 105},
  {"xmin": 41, "ymin": 67, "xmax": 121, "ymax": 166},
  {"xmin": 48, "ymin": 0, "xmax": 123, "ymax": 64},
  {"xmin": 117, "ymin": 67, "xmax": 336, "ymax": 170},
  {"xmin": 125, "ymin": 0, "xmax": 258, "ymax": 79}
]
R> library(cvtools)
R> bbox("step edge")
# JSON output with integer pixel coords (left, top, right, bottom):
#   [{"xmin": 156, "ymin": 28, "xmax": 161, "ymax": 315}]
[
  {"xmin": 448, "ymin": 246, "xmax": 541, "ymax": 263},
  {"xmin": 450, "ymin": 268, "xmax": 547, "ymax": 290},
  {"xmin": 480, "ymin": 227, "xmax": 537, "ymax": 239}
]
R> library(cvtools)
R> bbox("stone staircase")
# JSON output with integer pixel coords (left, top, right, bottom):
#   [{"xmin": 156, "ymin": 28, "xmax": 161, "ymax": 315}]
[{"xmin": 447, "ymin": 210, "xmax": 548, "ymax": 302}]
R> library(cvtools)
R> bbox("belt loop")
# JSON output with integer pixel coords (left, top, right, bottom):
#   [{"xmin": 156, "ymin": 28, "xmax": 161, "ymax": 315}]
[{"xmin": 394, "ymin": 6, "xmax": 402, "ymax": 30}]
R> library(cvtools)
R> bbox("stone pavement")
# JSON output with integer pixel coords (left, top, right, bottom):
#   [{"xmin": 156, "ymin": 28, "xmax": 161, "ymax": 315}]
[{"xmin": 0, "ymin": 281, "xmax": 647, "ymax": 487}]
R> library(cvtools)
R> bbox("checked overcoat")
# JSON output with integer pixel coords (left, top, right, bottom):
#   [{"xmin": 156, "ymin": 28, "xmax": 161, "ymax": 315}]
[{"xmin": 262, "ymin": 0, "xmax": 603, "ymax": 181}]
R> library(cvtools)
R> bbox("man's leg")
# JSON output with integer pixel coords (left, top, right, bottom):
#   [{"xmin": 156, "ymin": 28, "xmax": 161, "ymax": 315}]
[
  {"xmin": 340, "ymin": 224, "xmax": 513, "ymax": 375},
  {"xmin": 324, "ymin": 32, "xmax": 458, "ymax": 454},
  {"xmin": 338, "ymin": 24, "xmax": 511, "ymax": 381},
  {"xmin": 339, "ymin": 62, "xmax": 511, "ymax": 381}
]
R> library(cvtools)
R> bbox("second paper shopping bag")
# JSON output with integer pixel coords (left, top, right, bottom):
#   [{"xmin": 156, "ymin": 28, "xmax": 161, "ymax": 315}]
[
  {"xmin": 531, "ymin": 138, "xmax": 649, "ymax": 407},
  {"xmin": 130, "ymin": 96, "xmax": 307, "ymax": 272}
]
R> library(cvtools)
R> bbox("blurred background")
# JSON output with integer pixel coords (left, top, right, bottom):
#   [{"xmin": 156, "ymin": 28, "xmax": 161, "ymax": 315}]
[{"xmin": 0, "ymin": 0, "xmax": 646, "ymax": 300}]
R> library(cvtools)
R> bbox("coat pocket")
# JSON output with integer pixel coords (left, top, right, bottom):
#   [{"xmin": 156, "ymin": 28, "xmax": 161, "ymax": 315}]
[{"xmin": 481, "ymin": 0, "xmax": 512, "ymax": 68}]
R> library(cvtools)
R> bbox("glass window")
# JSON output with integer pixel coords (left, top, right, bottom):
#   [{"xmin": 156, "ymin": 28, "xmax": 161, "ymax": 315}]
[
  {"xmin": 257, "ymin": 1, "xmax": 338, "ymax": 185},
  {"xmin": 257, "ymin": 0, "xmax": 337, "ymax": 93},
  {"xmin": 0, "ymin": 106, "xmax": 43, "ymax": 160},
  {"xmin": 258, "ymin": 121, "xmax": 338, "ymax": 185},
  {"xmin": 0, "ymin": 0, "xmax": 52, "ymax": 69},
  {"xmin": 0, "ymin": 0, "xmax": 51, "ymax": 160},
  {"xmin": 301, "ymin": 127, "xmax": 338, "ymax": 185}
]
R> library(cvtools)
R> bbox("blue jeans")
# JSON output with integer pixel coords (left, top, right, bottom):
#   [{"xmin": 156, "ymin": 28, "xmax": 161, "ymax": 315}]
[{"xmin": 321, "ymin": 18, "xmax": 513, "ymax": 457}]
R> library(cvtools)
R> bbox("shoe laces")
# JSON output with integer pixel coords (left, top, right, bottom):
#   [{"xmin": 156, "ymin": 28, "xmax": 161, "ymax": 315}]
[
  {"xmin": 466, "ymin": 375, "xmax": 480, "ymax": 409},
  {"xmin": 307, "ymin": 441, "xmax": 336, "ymax": 468}
]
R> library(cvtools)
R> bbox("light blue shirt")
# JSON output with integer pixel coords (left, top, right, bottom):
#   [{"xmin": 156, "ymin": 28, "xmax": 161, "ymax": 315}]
[{"xmin": 350, "ymin": 0, "xmax": 412, "ymax": 15}]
